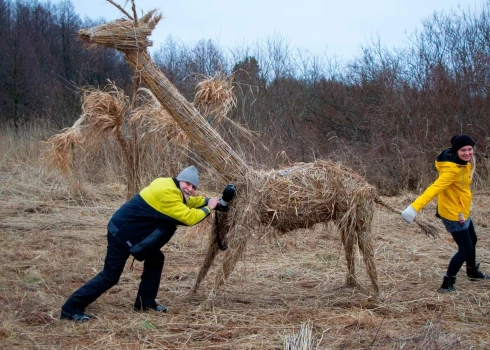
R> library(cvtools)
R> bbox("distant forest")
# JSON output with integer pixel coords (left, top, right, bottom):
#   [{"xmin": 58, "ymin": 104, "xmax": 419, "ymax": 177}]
[{"xmin": 3, "ymin": 0, "xmax": 490, "ymax": 194}]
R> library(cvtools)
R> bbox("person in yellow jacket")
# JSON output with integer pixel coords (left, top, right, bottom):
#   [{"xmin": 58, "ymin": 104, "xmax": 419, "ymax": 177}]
[
  {"xmin": 401, "ymin": 135, "xmax": 489, "ymax": 292},
  {"xmin": 60, "ymin": 166, "xmax": 220, "ymax": 322}
]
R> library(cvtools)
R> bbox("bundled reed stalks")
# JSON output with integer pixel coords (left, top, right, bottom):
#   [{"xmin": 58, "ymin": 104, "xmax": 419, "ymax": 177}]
[
  {"xmin": 129, "ymin": 87, "xmax": 188, "ymax": 150},
  {"xmin": 374, "ymin": 197, "xmax": 439, "ymax": 238},
  {"xmin": 78, "ymin": 9, "xmax": 162, "ymax": 51},
  {"xmin": 45, "ymin": 83, "xmax": 139, "ymax": 197},
  {"xmin": 194, "ymin": 72, "xmax": 237, "ymax": 125},
  {"xmin": 193, "ymin": 72, "xmax": 258, "ymax": 147},
  {"xmin": 45, "ymin": 119, "xmax": 83, "ymax": 172},
  {"xmin": 80, "ymin": 84, "xmax": 128, "ymax": 136}
]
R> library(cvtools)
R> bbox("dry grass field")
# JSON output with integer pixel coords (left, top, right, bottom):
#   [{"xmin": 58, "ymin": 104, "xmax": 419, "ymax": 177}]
[{"xmin": 1, "ymin": 159, "xmax": 490, "ymax": 349}]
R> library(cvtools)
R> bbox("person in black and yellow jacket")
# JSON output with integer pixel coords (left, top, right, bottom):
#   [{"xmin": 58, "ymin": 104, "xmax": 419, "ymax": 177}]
[
  {"xmin": 60, "ymin": 165, "xmax": 220, "ymax": 322},
  {"xmin": 401, "ymin": 135, "xmax": 489, "ymax": 293}
]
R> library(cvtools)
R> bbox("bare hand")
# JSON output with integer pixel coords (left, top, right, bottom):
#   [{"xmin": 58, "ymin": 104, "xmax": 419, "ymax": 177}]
[{"xmin": 207, "ymin": 197, "xmax": 220, "ymax": 210}]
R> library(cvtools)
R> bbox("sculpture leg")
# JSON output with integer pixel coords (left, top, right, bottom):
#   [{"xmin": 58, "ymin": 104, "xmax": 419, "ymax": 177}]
[
  {"xmin": 340, "ymin": 225, "xmax": 357, "ymax": 287},
  {"xmin": 190, "ymin": 234, "xmax": 220, "ymax": 294},
  {"xmin": 191, "ymin": 212, "xmax": 229, "ymax": 294},
  {"xmin": 209, "ymin": 224, "xmax": 248, "ymax": 299},
  {"xmin": 357, "ymin": 229, "xmax": 379, "ymax": 293},
  {"xmin": 191, "ymin": 211, "xmax": 233, "ymax": 293}
]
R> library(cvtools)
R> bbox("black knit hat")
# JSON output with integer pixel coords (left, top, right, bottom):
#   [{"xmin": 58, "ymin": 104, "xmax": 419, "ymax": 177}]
[{"xmin": 451, "ymin": 134, "xmax": 475, "ymax": 153}]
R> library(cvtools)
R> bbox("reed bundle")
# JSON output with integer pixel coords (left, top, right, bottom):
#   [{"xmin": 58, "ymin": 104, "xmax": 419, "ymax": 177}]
[
  {"xmin": 80, "ymin": 85, "xmax": 127, "ymax": 135},
  {"xmin": 129, "ymin": 87, "xmax": 188, "ymax": 149},
  {"xmin": 45, "ymin": 122, "xmax": 83, "ymax": 172},
  {"xmin": 194, "ymin": 73, "xmax": 237, "ymax": 124},
  {"xmin": 78, "ymin": 10, "xmax": 162, "ymax": 51},
  {"xmin": 45, "ymin": 84, "xmax": 127, "ymax": 173}
]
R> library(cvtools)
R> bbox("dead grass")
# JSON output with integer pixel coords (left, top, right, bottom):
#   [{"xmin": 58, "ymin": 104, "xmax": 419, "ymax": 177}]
[{"xmin": 1, "ymin": 163, "xmax": 490, "ymax": 349}]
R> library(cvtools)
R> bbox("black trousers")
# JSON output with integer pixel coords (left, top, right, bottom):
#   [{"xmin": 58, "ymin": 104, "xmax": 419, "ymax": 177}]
[
  {"xmin": 446, "ymin": 221, "xmax": 478, "ymax": 277},
  {"xmin": 62, "ymin": 232, "xmax": 165, "ymax": 314}
]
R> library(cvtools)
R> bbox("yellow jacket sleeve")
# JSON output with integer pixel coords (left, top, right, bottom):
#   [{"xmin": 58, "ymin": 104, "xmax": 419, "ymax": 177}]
[
  {"xmin": 140, "ymin": 178, "xmax": 211, "ymax": 226},
  {"xmin": 411, "ymin": 166, "xmax": 460, "ymax": 212},
  {"xmin": 185, "ymin": 195, "xmax": 207, "ymax": 209}
]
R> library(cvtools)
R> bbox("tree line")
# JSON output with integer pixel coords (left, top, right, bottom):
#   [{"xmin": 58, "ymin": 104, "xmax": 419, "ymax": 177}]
[
  {"xmin": 0, "ymin": 0, "xmax": 133, "ymax": 128},
  {"xmin": 2, "ymin": 0, "xmax": 490, "ymax": 194}
]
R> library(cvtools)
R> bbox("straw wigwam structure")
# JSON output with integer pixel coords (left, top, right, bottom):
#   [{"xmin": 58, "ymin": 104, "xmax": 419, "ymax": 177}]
[
  {"xmin": 45, "ymin": 84, "xmax": 132, "ymax": 192},
  {"xmin": 78, "ymin": 2, "xmax": 438, "ymax": 298},
  {"xmin": 46, "ymin": 83, "xmax": 189, "ymax": 200}
]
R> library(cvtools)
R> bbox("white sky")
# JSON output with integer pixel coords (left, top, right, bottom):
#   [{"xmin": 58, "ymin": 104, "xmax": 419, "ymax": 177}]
[{"xmin": 52, "ymin": 0, "xmax": 476, "ymax": 61}]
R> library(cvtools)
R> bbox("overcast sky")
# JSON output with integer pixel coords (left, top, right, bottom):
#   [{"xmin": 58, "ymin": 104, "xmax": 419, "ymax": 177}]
[{"xmin": 51, "ymin": 0, "xmax": 477, "ymax": 61}]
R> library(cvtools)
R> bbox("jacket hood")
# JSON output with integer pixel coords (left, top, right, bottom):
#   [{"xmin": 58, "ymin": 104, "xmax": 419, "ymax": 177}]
[{"xmin": 436, "ymin": 148, "xmax": 468, "ymax": 166}]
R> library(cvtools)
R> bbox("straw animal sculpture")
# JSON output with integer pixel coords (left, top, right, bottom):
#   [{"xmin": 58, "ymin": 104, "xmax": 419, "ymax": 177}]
[
  {"xmin": 78, "ymin": 3, "xmax": 439, "ymax": 298},
  {"xmin": 194, "ymin": 161, "xmax": 381, "ymax": 294}
]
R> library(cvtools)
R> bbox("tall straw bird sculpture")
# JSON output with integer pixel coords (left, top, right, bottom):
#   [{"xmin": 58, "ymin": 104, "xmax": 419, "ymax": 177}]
[{"xmin": 78, "ymin": 2, "xmax": 438, "ymax": 299}]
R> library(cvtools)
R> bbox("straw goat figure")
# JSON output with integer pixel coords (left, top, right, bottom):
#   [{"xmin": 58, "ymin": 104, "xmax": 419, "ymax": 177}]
[{"xmin": 192, "ymin": 161, "xmax": 380, "ymax": 295}]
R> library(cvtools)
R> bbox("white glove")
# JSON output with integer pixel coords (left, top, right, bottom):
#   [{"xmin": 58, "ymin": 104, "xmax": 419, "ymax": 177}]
[{"xmin": 401, "ymin": 205, "xmax": 417, "ymax": 223}]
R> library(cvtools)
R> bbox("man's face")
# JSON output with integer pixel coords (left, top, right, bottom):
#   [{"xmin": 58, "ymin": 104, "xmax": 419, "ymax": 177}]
[{"xmin": 180, "ymin": 181, "xmax": 196, "ymax": 198}]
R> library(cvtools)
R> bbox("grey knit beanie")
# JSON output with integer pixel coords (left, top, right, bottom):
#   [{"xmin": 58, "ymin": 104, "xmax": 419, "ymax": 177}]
[{"xmin": 176, "ymin": 165, "xmax": 199, "ymax": 188}]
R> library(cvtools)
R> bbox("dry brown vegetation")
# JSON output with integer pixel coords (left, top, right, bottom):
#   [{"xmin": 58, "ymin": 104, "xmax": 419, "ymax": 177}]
[
  {"xmin": 1, "ymin": 125, "xmax": 490, "ymax": 349},
  {"xmin": 2, "ymin": 2, "xmax": 490, "ymax": 348}
]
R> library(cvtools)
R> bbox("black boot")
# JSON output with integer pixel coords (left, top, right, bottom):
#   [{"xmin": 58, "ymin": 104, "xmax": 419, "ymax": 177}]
[
  {"xmin": 60, "ymin": 310, "xmax": 94, "ymax": 322},
  {"xmin": 437, "ymin": 275, "xmax": 456, "ymax": 293},
  {"xmin": 134, "ymin": 304, "xmax": 167, "ymax": 312},
  {"xmin": 466, "ymin": 262, "xmax": 490, "ymax": 280}
]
